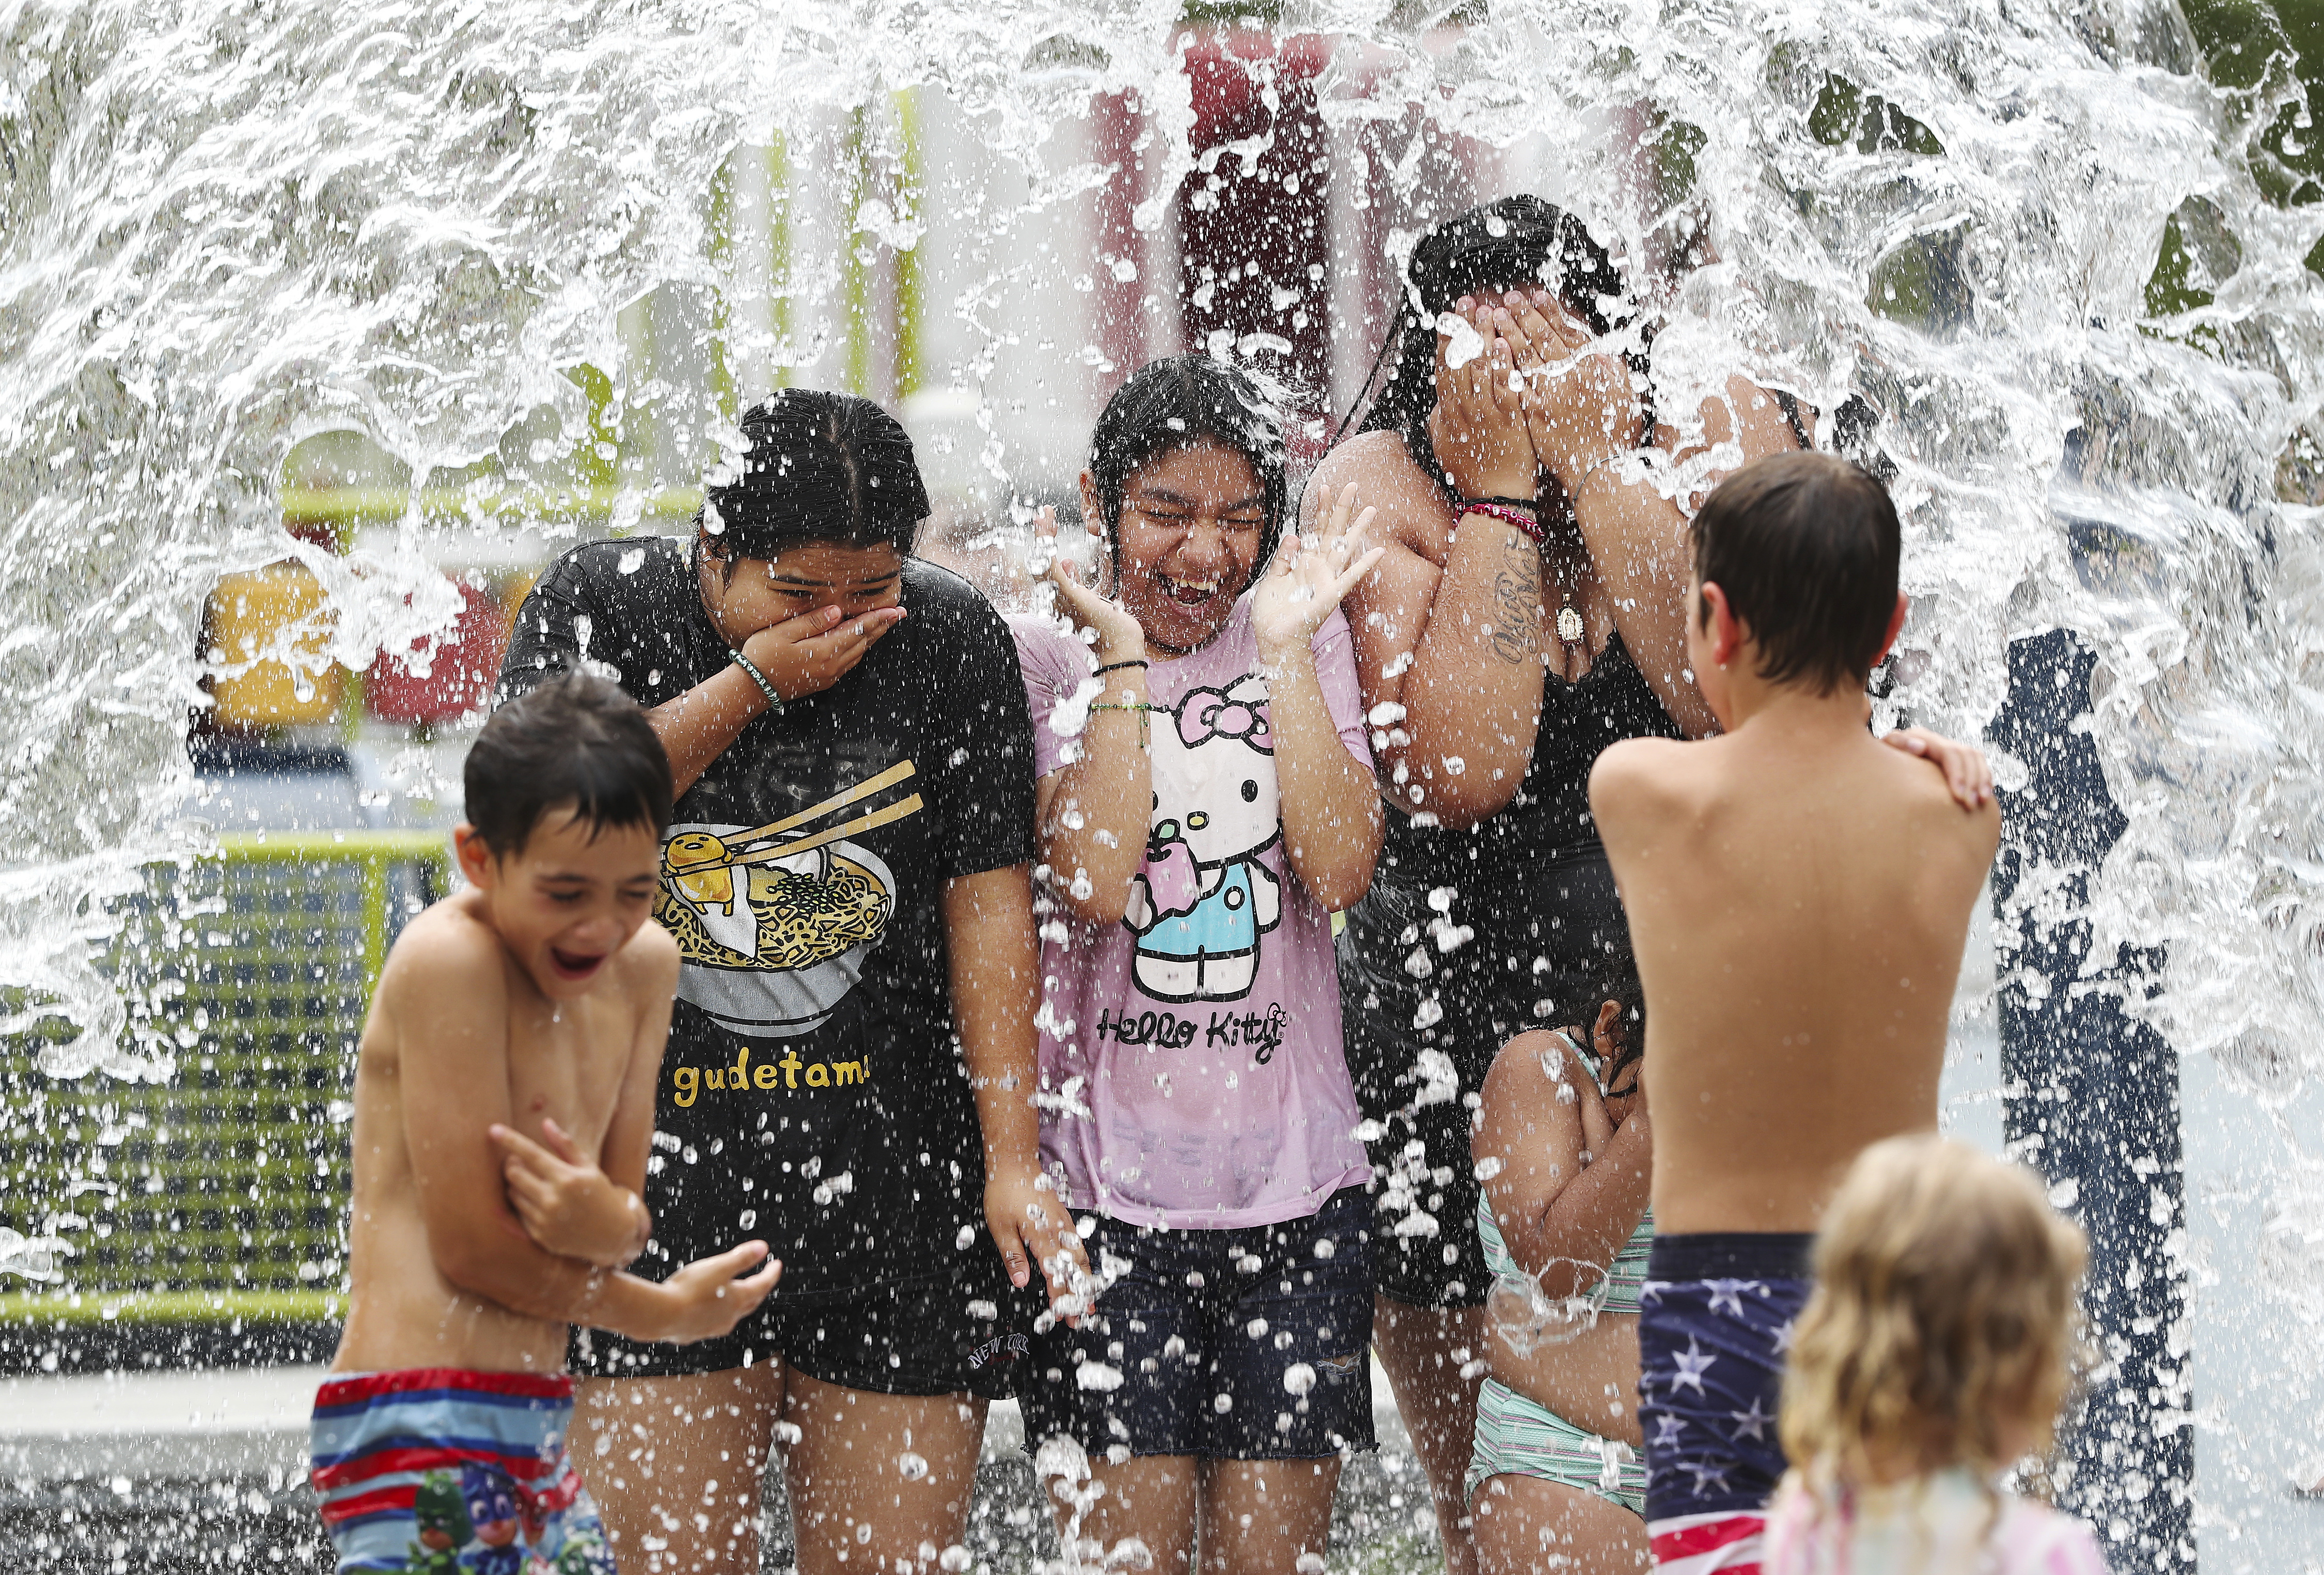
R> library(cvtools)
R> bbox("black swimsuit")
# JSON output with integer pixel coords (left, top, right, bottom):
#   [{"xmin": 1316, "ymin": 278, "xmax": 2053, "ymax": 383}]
[{"xmin": 1337, "ymin": 630, "xmax": 1680, "ymax": 1308}]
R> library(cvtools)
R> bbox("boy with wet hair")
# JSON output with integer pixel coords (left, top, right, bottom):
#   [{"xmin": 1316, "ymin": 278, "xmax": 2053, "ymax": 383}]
[
  {"xmin": 1589, "ymin": 451, "xmax": 2000, "ymax": 1572},
  {"xmin": 311, "ymin": 673, "xmax": 779, "ymax": 1575}
]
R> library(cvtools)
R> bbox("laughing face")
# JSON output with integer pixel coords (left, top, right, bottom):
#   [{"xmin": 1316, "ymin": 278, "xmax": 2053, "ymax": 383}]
[
  {"xmin": 1101, "ymin": 440, "xmax": 1268, "ymax": 656},
  {"xmin": 454, "ymin": 805, "xmax": 662, "ymax": 1002}
]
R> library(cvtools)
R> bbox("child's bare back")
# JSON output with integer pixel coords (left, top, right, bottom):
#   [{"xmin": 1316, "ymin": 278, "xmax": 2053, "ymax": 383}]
[
  {"xmin": 1594, "ymin": 713, "xmax": 1996, "ymax": 1234},
  {"xmin": 1591, "ymin": 453, "xmax": 1999, "ymax": 1563}
]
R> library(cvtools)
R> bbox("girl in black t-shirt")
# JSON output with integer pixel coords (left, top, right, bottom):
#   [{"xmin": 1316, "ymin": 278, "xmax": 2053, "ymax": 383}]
[{"xmin": 497, "ymin": 390, "xmax": 1085, "ymax": 1575}]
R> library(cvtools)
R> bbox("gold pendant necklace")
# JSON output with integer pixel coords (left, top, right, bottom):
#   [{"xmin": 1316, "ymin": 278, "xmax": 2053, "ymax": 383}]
[{"xmin": 1556, "ymin": 600, "xmax": 1584, "ymax": 648}]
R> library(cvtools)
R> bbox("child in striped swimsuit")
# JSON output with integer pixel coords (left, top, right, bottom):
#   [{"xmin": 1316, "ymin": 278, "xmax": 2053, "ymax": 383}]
[
  {"xmin": 1466, "ymin": 951, "xmax": 1655, "ymax": 1574},
  {"xmin": 309, "ymin": 678, "xmax": 779, "ymax": 1572}
]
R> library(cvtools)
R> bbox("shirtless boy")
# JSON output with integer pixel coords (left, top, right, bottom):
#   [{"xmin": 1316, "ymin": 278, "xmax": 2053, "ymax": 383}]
[
  {"xmin": 1590, "ymin": 452, "xmax": 2001, "ymax": 1572},
  {"xmin": 311, "ymin": 673, "xmax": 780, "ymax": 1574}
]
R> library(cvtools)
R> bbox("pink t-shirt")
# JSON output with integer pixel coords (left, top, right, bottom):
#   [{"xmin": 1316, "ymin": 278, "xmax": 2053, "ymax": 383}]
[
  {"xmin": 1012, "ymin": 596, "xmax": 1376, "ymax": 1229},
  {"xmin": 1763, "ymin": 1472, "xmax": 2111, "ymax": 1575}
]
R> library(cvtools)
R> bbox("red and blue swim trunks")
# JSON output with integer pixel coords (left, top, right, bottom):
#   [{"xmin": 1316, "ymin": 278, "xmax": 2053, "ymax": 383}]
[
  {"xmin": 309, "ymin": 1368, "xmax": 615, "ymax": 1574},
  {"xmin": 1637, "ymin": 1233, "xmax": 1816, "ymax": 1575}
]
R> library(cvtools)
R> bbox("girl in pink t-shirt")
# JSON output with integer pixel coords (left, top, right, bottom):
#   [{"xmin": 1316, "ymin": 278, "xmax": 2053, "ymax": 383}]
[
  {"xmin": 1011, "ymin": 355, "xmax": 1386, "ymax": 1574},
  {"xmin": 1762, "ymin": 1137, "xmax": 2110, "ymax": 1575}
]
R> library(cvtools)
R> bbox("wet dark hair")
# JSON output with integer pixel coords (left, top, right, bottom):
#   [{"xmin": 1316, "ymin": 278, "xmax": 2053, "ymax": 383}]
[
  {"xmin": 467, "ymin": 673, "xmax": 673, "ymax": 856},
  {"xmin": 1348, "ymin": 195, "xmax": 1639, "ymax": 456},
  {"xmin": 699, "ymin": 388, "xmax": 931, "ymax": 569},
  {"xmin": 1691, "ymin": 451, "xmax": 1901, "ymax": 696},
  {"xmin": 1586, "ymin": 941, "xmax": 1648, "ymax": 1100},
  {"xmin": 1087, "ymin": 355, "xmax": 1290, "ymax": 584}
]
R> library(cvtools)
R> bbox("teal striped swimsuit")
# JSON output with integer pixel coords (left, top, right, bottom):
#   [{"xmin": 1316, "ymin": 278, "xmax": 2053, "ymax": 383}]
[{"xmin": 1466, "ymin": 1038, "xmax": 1654, "ymax": 1516}]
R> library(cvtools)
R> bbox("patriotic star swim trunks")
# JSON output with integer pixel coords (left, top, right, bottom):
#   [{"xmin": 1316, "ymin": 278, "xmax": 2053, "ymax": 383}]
[
  {"xmin": 309, "ymin": 1368, "xmax": 615, "ymax": 1575},
  {"xmin": 1637, "ymin": 1233, "xmax": 1815, "ymax": 1575}
]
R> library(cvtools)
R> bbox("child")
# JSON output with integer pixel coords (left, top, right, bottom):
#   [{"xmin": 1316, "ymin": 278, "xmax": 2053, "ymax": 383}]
[
  {"xmin": 1468, "ymin": 949, "xmax": 1654, "ymax": 1574},
  {"xmin": 1011, "ymin": 354, "xmax": 1385, "ymax": 1575},
  {"xmin": 1589, "ymin": 451, "xmax": 2000, "ymax": 1569},
  {"xmin": 313, "ymin": 673, "xmax": 781, "ymax": 1574},
  {"xmin": 1765, "ymin": 1136, "xmax": 2106, "ymax": 1574}
]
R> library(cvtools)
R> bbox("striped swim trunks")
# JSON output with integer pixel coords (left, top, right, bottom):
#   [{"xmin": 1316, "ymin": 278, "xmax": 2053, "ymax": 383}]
[
  {"xmin": 309, "ymin": 1368, "xmax": 615, "ymax": 1574},
  {"xmin": 1465, "ymin": 1377, "xmax": 1646, "ymax": 1515}
]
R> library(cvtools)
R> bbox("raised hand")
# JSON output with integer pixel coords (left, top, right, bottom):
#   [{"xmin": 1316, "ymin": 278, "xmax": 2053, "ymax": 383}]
[
  {"xmin": 1035, "ymin": 505, "xmax": 1145, "ymax": 667},
  {"xmin": 1253, "ymin": 481, "xmax": 1386, "ymax": 664},
  {"xmin": 489, "ymin": 1117, "xmax": 649, "ymax": 1268},
  {"xmin": 1499, "ymin": 289, "xmax": 1644, "ymax": 491},
  {"xmin": 737, "ymin": 601, "xmax": 905, "ymax": 704},
  {"xmin": 1426, "ymin": 298, "xmax": 1541, "ymax": 502}
]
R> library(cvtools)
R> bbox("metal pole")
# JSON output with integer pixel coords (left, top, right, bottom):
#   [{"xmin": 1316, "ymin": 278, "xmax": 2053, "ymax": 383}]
[{"xmin": 1991, "ymin": 628, "xmax": 2194, "ymax": 1569}]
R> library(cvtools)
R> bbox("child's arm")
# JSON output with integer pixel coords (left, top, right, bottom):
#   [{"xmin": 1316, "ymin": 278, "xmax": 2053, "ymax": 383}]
[
  {"xmin": 944, "ymin": 863, "xmax": 1090, "ymax": 1308},
  {"xmin": 489, "ymin": 1119, "xmax": 649, "ymax": 1267},
  {"xmin": 391, "ymin": 927, "xmax": 777, "ymax": 1342},
  {"xmin": 1473, "ymin": 1031, "xmax": 1652, "ymax": 1300},
  {"xmin": 485, "ymin": 938, "xmax": 676, "ymax": 1267},
  {"xmin": 1030, "ymin": 508, "xmax": 1153, "ymax": 927},
  {"xmin": 1254, "ymin": 485, "xmax": 1388, "ymax": 909}
]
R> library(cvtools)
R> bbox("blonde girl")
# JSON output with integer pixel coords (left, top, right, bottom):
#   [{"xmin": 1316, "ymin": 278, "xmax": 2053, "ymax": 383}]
[{"xmin": 1766, "ymin": 1136, "xmax": 2107, "ymax": 1574}]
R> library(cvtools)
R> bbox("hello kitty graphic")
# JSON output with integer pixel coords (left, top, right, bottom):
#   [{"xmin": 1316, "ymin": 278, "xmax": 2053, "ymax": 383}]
[{"xmin": 1124, "ymin": 674, "xmax": 1283, "ymax": 1003}]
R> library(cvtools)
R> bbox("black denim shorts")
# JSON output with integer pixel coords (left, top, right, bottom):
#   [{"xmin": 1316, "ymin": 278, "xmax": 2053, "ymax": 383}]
[
  {"xmin": 569, "ymin": 1258, "xmax": 1046, "ymax": 1401},
  {"xmin": 1018, "ymin": 1188, "xmax": 1377, "ymax": 1462}
]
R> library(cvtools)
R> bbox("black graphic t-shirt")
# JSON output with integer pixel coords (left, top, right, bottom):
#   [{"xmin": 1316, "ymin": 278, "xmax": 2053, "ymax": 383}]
[{"xmin": 498, "ymin": 537, "xmax": 1036, "ymax": 1303}]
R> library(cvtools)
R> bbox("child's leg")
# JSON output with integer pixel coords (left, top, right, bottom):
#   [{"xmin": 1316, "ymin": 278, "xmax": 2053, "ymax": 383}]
[
  {"xmin": 1045, "ymin": 1453, "xmax": 1201, "ymax": 1574},
  {"xmin": 574, "ymin": 1365, "xmax": 786, "ymax": 1574},
  {"xmin": 1471, "ymin": 1475, "xmax": 1648, "ymax": 1575},
  {"xmin": 1196, "ymin": 1457, "xmax": 1343, "ymax": 1575},
  {"xmin": 781, "ymin": 1375, "xmax": 985, "ymax": 1575},
  {"xmin": 1372, "ymin": 1295, "xmax": 1491, "ymax": 1575}
]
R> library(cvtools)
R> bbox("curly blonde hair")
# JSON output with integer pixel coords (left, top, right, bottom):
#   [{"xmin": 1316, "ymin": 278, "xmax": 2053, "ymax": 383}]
[{"xmin": 1780, "ymin": 1136, "xmax": 2087, "ymax": 1490}]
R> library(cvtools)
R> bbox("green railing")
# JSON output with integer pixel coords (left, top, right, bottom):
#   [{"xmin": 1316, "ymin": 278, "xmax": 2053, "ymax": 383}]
[{"xmin": 0, "ymin": 830, "xmax": 450, "ymax": 1329}]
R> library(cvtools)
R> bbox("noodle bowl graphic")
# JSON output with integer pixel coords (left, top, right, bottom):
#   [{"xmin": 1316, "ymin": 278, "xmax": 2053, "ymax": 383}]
[
  {"xmin": 656, "ymin": 761, "xmax": 922, "ymax": 1038},
  {"xmin": 659, "ymin": 838, "xmax": 895, "ymax": 971}
]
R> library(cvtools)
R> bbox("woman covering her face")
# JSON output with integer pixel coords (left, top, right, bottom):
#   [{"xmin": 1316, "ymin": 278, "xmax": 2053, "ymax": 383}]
[
  {"xmin": 1305, "ymin": 195, "xmax": 1815, "ymax": 1575},
  {"xmin": 497, "ymin": 388, "xmax": 1085, "ymax": 1575},
  {"xmin": 1009, "ymin": 355, "xmax": 1387, "ymax": 1575}
]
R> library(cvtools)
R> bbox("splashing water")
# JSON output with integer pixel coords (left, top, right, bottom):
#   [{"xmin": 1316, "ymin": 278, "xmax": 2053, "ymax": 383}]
[{"xmin": 4, "ymin": 0, "xmax": 2322, "ymax": 1558}]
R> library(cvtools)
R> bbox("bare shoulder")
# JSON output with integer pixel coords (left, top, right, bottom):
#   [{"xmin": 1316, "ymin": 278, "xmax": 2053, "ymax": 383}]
[
  {"xmin": 1305, "ymin": 430, "xmax": 1409, "ymax": 502},
  {"xmin": 1876, "ymin": 739, "xmax": 2003, "ymax": 861},
  {"xmin": 1482, "ymin": 1028, "xmax": 1567, "ymax": 1111},
  {"xmin": 1477, "ymin": 1030, "xmax": 1571, "ymax": 1153},
  {"xmin": 1589, "ymin": 735, "xmax": 1703, "ymax": 829},
  {"xmin": 616, "ymin": 916, "xmax": 682, "ymax": 997},
  {"xmin": 1306, "ymin": 432, "xmax": 1446, "ymax": 542},
  {"xmin": 378, "ymin": 895, "xmax": 509, "ymax": 1004}
]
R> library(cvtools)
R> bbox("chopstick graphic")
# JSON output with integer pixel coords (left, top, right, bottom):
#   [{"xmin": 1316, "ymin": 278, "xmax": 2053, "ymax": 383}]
[
  {"xmin": 726, "ymin": 794, "xmax": 926, "ymax": 869},
  {"xmin": 718, "ymin": 759, "xmax": 920, "ymax": 853}
]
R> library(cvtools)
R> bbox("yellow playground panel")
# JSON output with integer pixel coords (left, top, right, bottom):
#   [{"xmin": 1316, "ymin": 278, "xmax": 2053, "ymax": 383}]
[
  {"xmin": 0, "ymin": 831, "xmax": 449, "ymax": 1330},
  {"xmin": 205, "ymin": 563, "xmax": 343, "ymax": 729}
]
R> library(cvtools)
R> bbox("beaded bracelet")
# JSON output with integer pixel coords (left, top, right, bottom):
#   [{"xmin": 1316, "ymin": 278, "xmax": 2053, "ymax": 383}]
[
  {"xmin": 1461, "ymin": 500, "xmax": 1546, "ymax": 543},
  {"xmin": 1088, "ymin": 699, "xmax": 1163, "ymax": 747},
  {"xmin": 730, "ymin": 649, "xmax": 784, "ymax": 714}
]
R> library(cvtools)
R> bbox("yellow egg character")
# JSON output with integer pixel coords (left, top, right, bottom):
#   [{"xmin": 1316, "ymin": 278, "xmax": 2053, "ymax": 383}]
[{"xmin": 664, "ymin": 832, "xmax": 736, "ymax": 912}]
